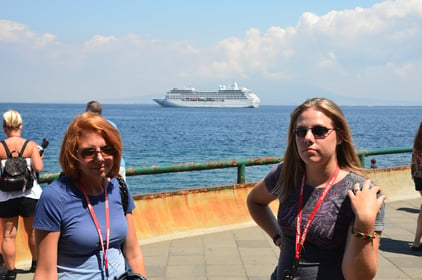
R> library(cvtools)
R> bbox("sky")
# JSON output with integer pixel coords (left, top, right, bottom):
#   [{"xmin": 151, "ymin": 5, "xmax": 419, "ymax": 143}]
[{"xmin": 0, "ymin": 0, "xmax": 421, "ymax": 106}]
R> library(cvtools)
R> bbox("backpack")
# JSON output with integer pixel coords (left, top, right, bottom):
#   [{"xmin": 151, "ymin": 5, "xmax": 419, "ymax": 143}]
[{"xmin": 0, "ymin": 140, "xmax": 34, "ymax": 192}]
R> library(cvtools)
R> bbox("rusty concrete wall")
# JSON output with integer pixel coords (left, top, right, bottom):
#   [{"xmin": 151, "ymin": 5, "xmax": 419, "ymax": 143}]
[
  {"xmin": 367, "ymin": 166, "xmax": 419, "ymax": 202},
  {"xmin": 6, "ymin": 166, "xmax": 420, "ymax": 267},
  {"xmin": 131, "ymin": 184, "xmax": 279, "ymax": 244}
]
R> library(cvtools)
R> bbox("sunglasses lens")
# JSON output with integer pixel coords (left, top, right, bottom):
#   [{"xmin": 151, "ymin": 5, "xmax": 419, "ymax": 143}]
[
  {"xmin": 295, "ymin": 126, "xmax": 332, "ymax": 138},
  {"xmin": 312, "ymin": 126, "xmax": 329, "ymax": 137},
  {"xmin": 78, "ymin": 146, "xmax": 115, "ymax": 159},
  {"xmin": 80, "ymin": 148, "xmax": 97, "ymax": 159},
  {"xmin": 295, "ymin": 127, "xmax": 308, "ymax": 137},
  {"xmin": 101, "ymin": 146, "xmax": 115, "ymax": 156}
]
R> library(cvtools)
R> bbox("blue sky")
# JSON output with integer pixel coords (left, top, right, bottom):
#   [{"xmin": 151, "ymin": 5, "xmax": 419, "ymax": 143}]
[{"xmin": 1, "ymin": 0, "xmax": 421, "ymax": 105}]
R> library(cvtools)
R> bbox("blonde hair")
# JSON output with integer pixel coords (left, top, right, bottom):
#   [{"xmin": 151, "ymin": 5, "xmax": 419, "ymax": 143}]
[
  {"xmin": 277, "ymin": 98, "xmax": 364, "ymax": 201},
  {"xmin": 3, "ymin": 109, "xmax": 22, "ymax": 130},
  {"xmin": 59, "ymin": 112, "xmax": 122, "ymax": 181}
]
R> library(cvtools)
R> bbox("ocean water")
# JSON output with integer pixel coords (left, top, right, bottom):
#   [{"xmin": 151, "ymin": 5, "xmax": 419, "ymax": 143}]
[{"xmin": 0, "ymin": 103, "xmax": 420, "ymax": 194}]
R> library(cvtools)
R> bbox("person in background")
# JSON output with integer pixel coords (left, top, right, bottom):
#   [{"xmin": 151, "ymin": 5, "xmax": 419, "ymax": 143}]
[
  {"xmin": 86, "ymin": 100, "xmax": 126, "ymax": 180},
  {"xmin": 33, "ymin": 112, "xmax": 146, "ymax": 279},
  {"xmin": 0, "ymin": 109, "xmax": 43, "ymax": 279},
  {"xmin": 411, "ymin": 121, "xmax": 422, "ymax": 251},
  {"xmin": 370, "ymin": 158, "xmax": 378, "ymax": 169},
  {"xmin": 247, "ymin": 98, "xmax": 386, "ymax": 279}
]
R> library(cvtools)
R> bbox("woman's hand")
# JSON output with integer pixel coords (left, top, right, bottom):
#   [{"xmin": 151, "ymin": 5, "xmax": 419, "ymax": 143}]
[{"xmin": 347, "ymin": 179, "xmax": 386, "ymax": 229}]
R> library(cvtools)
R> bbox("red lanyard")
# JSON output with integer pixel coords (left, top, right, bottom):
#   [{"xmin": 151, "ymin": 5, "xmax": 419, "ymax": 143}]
[
  {"xmin": 79, "ymin": 179, "xmax": 110, "ymax": 277},
  {"xmin": 295, "ymin": 166, "xmax": 340, "ymax": 260}
]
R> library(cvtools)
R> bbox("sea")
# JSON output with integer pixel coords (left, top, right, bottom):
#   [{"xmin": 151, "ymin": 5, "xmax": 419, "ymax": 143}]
[{"xmin": 0, "ymin": 103, "xmax": 421, "ymax": 194}]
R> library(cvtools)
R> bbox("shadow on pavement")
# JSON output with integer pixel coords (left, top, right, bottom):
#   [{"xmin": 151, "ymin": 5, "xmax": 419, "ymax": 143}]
[
  {"xmin": 380, "ymin": 237, "xmax": 422, "ymax": 256},
  {"xmin": 396, "ymin": 207, "xmax": 420, "ymax": 214}
]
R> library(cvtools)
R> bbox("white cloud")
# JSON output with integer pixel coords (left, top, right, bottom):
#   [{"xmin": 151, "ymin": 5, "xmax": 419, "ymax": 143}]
[
  {"xmin": 0, "ymin": 0, "xmax": 422, "ymax": 104},
  {"xmin": 84, "ymin": 35, "xmax": 117, "ymax": 49},
  {"xmin": 0, "ymin": 20, "xmax": 34, "ymax": 42}
]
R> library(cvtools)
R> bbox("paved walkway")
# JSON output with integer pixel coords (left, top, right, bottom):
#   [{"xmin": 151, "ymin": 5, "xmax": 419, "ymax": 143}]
[{"xmin": 5, "ymin": 198, "xmax": 422, "ymax": 279}]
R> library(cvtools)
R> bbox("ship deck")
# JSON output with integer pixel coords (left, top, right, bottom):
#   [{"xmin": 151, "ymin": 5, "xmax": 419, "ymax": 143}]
[{"xmin": 6, "ymin": 197, "xmax": 422, "ymax": 280}]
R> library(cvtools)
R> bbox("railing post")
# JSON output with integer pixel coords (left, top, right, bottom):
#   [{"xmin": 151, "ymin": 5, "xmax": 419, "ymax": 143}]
[
  {"xmin": 237, "ymin": 164, "xmax": 246, "ymax": 184},
  {"xmin": 359, "ymin": 154, "xmax": 366, "ymax": 168}
]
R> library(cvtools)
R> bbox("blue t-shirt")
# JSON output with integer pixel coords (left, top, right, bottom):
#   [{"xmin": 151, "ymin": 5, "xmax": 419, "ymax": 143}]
[{"xmin": 33, "ymin": 176, "xmax": 135, "ymax": 280}]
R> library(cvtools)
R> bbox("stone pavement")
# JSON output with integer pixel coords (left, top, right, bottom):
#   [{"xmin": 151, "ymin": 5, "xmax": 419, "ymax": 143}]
[{"xmin": 5, "ymin": 198, "xmax": 422, "ymax": 280}]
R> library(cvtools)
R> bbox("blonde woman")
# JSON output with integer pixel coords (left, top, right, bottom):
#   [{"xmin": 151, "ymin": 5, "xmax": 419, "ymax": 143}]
[
  {"xmin": 247, "ymin": 98, "xmax": 385, "ymax": 279},
  {"xmin": 0, "ymin": 109, "xmax": 43, "ymax": 279}
]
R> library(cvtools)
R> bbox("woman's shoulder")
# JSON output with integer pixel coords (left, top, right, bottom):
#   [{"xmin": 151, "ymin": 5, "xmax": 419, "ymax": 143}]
[
  {"xmin": 42, "ymin": 176, "xmax": 76, "ymax": 197},
  {"xmin": 341, "ymin": 171, "xmax": 375, "ymax": 188},
  {"xmin": 264, "ymin": 163, "xmax": 282, "ymax": 181},
  {"xmin": 2, "ymin": 138, "xmax": 37, "ymax": 156},
  {"xmin": 343, "ymin": 171, "xmax": 365, "ymax": 181}
]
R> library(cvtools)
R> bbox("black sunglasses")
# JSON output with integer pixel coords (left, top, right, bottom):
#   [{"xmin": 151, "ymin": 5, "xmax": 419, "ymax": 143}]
[
  {"xmin": 76, "ymin": 146, "xmax": 116, "ymax": 160},
  {"xmin": 294, "ymin": 125, "xmax": 335, "ymax": 138}
]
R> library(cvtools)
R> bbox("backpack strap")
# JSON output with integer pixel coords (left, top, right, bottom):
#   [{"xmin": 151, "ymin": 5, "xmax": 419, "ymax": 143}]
[
  {"xmin": 1, "ymin": 140, "xmax": 30, "ymax": 158},
  {"xmin": 1, "ymin": 141, "xmax": 12, "ymax": 158},
  {"xmin": 19, "ymin": 140, "xmax": 30, "ymax": 157},
  {"xmin": 116, "ymin": 175, "xmax": 129, "ymax": 215}
]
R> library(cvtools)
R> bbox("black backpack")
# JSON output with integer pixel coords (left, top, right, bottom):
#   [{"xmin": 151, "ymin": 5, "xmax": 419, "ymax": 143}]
[{"xmin": 0, "ymin": 140, "xmax": 34, "ymax": 192}]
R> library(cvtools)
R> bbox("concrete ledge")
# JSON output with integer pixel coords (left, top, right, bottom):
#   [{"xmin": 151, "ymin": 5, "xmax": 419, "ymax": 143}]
[{"xmin": 367, "ymin": 165, "xmax": 419, "ymax": 202}]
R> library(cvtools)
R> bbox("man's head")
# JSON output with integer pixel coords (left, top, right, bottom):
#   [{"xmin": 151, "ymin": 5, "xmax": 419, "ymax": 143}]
[{"xmin": 86, "ymin": 100, "xmax": 102, "ymax": 115}]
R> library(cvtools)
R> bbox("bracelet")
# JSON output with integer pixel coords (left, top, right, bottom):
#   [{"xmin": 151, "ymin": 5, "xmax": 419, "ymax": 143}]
[
  {"xmin": 351, "ymin": 227, "xmax": 378, "ymax": 240},
  {"xmin": 273, "ymin": 233, "xmax": 282, "ymax": 246}
]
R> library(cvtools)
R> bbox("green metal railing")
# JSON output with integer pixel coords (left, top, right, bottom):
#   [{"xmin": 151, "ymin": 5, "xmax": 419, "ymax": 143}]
[
  {"xmin": 38, "ymin": 147, "xmax": 413, "ymax": 186},
  {"xmin": 357, "ymin": 147, "xmax": 413, "ymax": 167}
]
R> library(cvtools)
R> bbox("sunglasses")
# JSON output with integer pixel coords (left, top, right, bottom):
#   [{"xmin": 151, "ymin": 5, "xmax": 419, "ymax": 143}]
[
  {"xmin": 77, "ymin": 146, "xmax": 116, "ymax": 160},
  {"xmin": 294, "ymin": 125, "xmax": 335, "ymax": 139}
]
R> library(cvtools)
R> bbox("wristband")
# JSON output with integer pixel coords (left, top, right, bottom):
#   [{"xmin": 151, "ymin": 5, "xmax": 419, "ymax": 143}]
[
  {"xmin": 351, "ymin": 227, "xmax": 378, "ymax": 240},
  {"xmin": 273, "ymin": 233, "xmax": 282, "ymax": 246}
]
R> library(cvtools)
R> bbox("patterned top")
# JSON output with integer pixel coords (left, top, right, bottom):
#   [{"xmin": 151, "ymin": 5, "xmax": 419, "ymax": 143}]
[
  {"xmin": 411, "ymin": 149, "xmax": 422, "ymax": 178},
  {"xmin": 264, "ymin": 164, "xmax": 385, "ymax": 279}
]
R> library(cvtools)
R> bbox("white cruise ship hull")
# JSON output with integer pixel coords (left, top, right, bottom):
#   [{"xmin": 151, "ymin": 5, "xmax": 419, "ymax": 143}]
[
  {"xmin": 154, "ymin": 97, "xmax": 259, "ymax": 108},
  {"xmin": 153, "ymin": 83, "xmax": 261, "ymax": 108}
]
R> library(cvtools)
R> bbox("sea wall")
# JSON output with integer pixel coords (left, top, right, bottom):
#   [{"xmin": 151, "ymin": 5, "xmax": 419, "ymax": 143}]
[
  {"xmin": 131, "ymin": 165, "xmax": 419, "ymax": 244},
  {"xmin": 7, "ymin": 166, "xmax": 420, "ymax": 267}
]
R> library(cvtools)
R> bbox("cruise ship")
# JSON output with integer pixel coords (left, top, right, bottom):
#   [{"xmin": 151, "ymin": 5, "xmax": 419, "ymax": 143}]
[{"xmin": 153, "ymin": 82, "xmax": 260, "ymax": 108}]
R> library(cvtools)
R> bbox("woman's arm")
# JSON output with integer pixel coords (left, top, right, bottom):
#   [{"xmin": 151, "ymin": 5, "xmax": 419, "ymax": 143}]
[
  {"xmin": 34, "ymin": 230, "xmax": 60, "ymax": 280},
  {"xmin": 28, "ymin": 140, "xmax": 43, "ymax": 173},
  {"xmin": 246, "ymin": 178, "xmax": 280, "ymax": 241},
  {"xmin": 123, "ymin": 212, "xmax": 147, "ymax": 277},
  {"xmin": 342, "ymin": 180, "xmax": 386, "ymax": 280}
]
